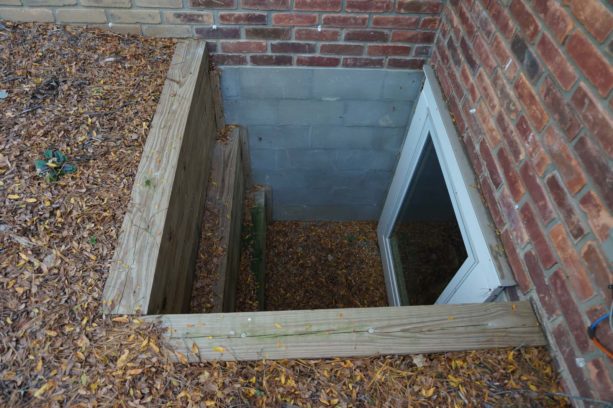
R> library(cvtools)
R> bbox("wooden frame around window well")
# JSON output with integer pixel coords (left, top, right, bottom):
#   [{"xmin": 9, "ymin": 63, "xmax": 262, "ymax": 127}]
[{"xmin": 103, "ymin": 40, "xmax": 546, "ymax": 361}]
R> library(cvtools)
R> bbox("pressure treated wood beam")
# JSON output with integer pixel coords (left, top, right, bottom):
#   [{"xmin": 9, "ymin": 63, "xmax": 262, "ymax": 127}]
[{"xmin": 144, "ymin": 301, "xmax": 546, "ymax": 361}]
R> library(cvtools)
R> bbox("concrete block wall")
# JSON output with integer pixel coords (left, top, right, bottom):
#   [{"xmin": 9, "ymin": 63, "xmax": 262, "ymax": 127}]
[
  {"xmin": 0, "ymin": 0, "xmax": 442, "ymax": 69},
  {"xmin": 222, "ymin": 67, "xmax": 423, "ymax": 220},
  {"xmin": 431, "ymin": 0, "xmax": 613, "ymax": 402}
]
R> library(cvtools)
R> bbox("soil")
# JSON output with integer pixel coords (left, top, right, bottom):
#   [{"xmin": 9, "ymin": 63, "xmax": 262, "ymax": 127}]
[{"xmin": 0, "ymin": 22, "xmax": 569, "ymax": 407}]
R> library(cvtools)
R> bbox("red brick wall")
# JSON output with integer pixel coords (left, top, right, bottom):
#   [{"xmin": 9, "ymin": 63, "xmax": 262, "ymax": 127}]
[
  {"xmin": 431, "ymin": 0, "xmax": 612, "ymax": 401},
  {"xmin": 0, "ymin": 0, "xmax": 443, "ymax": 69}
]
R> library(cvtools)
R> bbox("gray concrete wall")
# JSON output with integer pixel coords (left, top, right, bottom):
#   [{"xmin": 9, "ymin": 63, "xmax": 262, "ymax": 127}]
[{"xmin": 221, "ymin": 67, "xmax": 423, "ymax": 221}]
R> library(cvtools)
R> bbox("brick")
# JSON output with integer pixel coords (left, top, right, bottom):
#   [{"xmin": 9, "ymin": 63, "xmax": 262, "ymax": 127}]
[
  {"xmin": 0, "ymin": 7, "xmax": 54, "ymax": 22},
  {"xmin": 476, "ymin": 70, "xmax": 500, "ymax": 113},
  {"xmin": 142, "ymin": 25, "xmax": 192, "ymax": 37},
  {"xmin": 476, "ymin": 103, "xmax": 501, "ymax": 147},
  {"xmin": 499, "ymin": 186, "xmax": 529, "ymax": 246},
  {"xmin": 579, "ymin": 191, "xmax": 612, "ymax": 243},
  {"xmin": 573, "ymin": 136, "xmax": 613, "ymax": 210},
  {"xmin": 509, "ymin": 0, "xmax": 539, "ymax": 42},
  {"xmin": 510, "ymin": 34, "xmax": 541, "ymax": 82},
  {"xmin": 536, "ymin": 34, "xmax": 576, "ymax": 91},
  {"xmin": 344, "ymin": 30, "xmax": 389, "ymax": 43},
  {"xmin": 549, "ymin": 274, "xmax": 591, "ymax": 353},
  {"xmin": 445, "ymin": 37, "xmax": 461, "ymax": 67},
  {"xmin": 294, "ymin": 0, "xmax": 341, "ymax": 11},
  {"xmin": 457, "ymin": 2, "xmax": 476, "ymax": 39},
  {"xmin": 368, "ymin": 45, "xmax": 411, "ymax": 57},
  {"xmin": 342, "ymin": 57, "xmax": 384, "ymax": 68},
  {"xmin": 542, "ymin": 127, "xmax": 586, "ymax": 194},
  {"xmin": 221, "ymin": 40, "xmax": 267, "ymax": 53},
  {"xmin": 387, "ymin": 58, "xmax": 425, "ymax": 69},
  {"xmin": 461, "ymin": 65, "xmax": 478, "ymax": 103},
  {"xmin": 246, "ymin": 27, "xmax": 291, "ymax": 40},
  {"xmin": 471, "ymin": 0, "xmax": 495, "ymax": 41},
  {"xmin": 491, "ymin": 72, "xmax": 522, "ymax": 122},
  {"xmin": 500, "ymin": 230, "xmax": 531, "ymax": 293},
  {"xmin": 539, "ymin": 77, "xmax": 580, "ymax": 139},
  {"xmin": 546, "ymin": 175, "xmax": 585, "ymax": 241},
  {"xmin": 346, "ymin": 0, "xmax": 393, "ymax": 12},
  {"xmin": 487, "ymin": 0, "xmax": 514, "ymax": 39},
  {"xmin": 564, "ymin": 0, "xmax": 613, "ymax": 43},
  {"xmin": 444, "ymin": 91, "xmax": 465, "ymax": 131},
  {"xmin": 212, "ymin": 54, "xmax": 247, "ymax": 65},
  {"xmin": 481, "ymin": 177, "xmax": 505, "ymax": 229},
  {"xmin": 551, "ymin": 323, "xmax": 592, "ymax": 397},
  {"xmin": 519, "ymin": 162, "xmax": 554, "ymax": 224},
  {"xmin": 219, "ymin": 13, "xmax": 267, "ymax": 25},
  {"xmin": 531, "ymin": 0, "xmax": 574, "ymax": 43},
  {"xmin": 320, "ymin": 43, "xmax": 364, "ymax": 55},
  {"xmin": 459, "ymin": 36, "xmax": 478, "ymax": 72},
  {"xmin": 524, "ymin": 250, "xmax": 559, "ymax": 317},
  {"xmin": 463, "ymin": 135, "xmax": 484, "ymax": 177},
  {"xmin": 81, "ymin": 0, "xmax": 129, "ymax": 6},
  {"xmin": 296, "ymin": 56, "xmax": 340, "ymax": 66},
  {"xmin": 480, "ymin": 139, "xmax": 503, "ymax": 188},
  {"xmin": 250, "ymin": 55, "xmax": 292, "ymax": 65},
  {"xmin": 56, "ymin": 8, "xmax": 107, "ymax": 23},
  {"xmin": 110, "ymin": 10, "xmax": 161, "ymax": 24},
  {"xmin": 195, "ymin": 27, "xmax": 240, "ymax": 39},
  {"xmin": 570, "ymin": 84, "xmax": 613, "ymax": 156},
  {"xmin": 272, "ymin": 13, "xmax": 317, "ymax": 26},
  {"xmin": 241, "ymin": 0, "xmax": 289, "ymax": 10},
  {"xmin": 581, "ymin": 242, "xmax": 612, "ymax": 302},
  {"xmin": 391, "ymin": 31, "xmax": 436, "ymax": 43},
  {"xmin": 473, "ymin": 34, "xmax": 497, "ymax": 75},
  {"xmin": 566, "ymin": 32, "xmax": 613, "ymax": 97},
  {"xmin": 164, "ymin": 12, "xmax": 213, "ymax": 24},
  {"xmin": 295, "ymin": 28, "xmax": 339, "ymax": 41},
  {"xmin": 23, "ymin": 0, "xmax": 75, "ymax": 4},
  {"xmin": 419, "ymin": 16, "xmax": 440, "ymax": 30},
  {"xmin": 413, "ymin": 45, "xmax": 431, "ymax": 57},
  {"xmin": 497, "ymin": 147, "xmax": 525, "ymax": 202},
  {"xmin": 515, "ymin": 115, "xmax": 550, "ymax": 175},
  {"xmin": 520, "ymin": 204, "xmax": 556, "ymax": 268},
  {"xmin": 135, "ymin": 0, "xmax": 181, "ymax": 6},
  {"xmin": 490, "ymin": 33, "xmax": 518, "ymax": 79},
  {"xmin": 550, "ymin": 224, "xmax": 594, "ymax": 302},
  {"xmin": 586, "ymin": 356, "xmax": 613, "ymax": 401},
  {"xmin": 495, "ymin": 112, "xmax": 524, "ymax": 163},
  {"xmin": 513, "ymin": 74, "xmax": 548, "ymax": 131},
  {"xmin": 322, "ymin": 14, "xmax": 368, "ymax": 27},
  {"xmin": 190, "ymin": 0, "xmax": 235, "ymax": 7},
  {"xmin": 396, "ymin": 0, "xmax": 443, "ymax": 14},
  {"xmin": 271, "ymin": 42, "xmax": 315, "ymax": 53},
  {"xmin": 372, "ymin": 16, "xmax": 419, "ymax": 29}
]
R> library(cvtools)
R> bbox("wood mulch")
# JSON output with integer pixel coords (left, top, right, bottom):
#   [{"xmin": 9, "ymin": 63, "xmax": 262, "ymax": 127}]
[{"xmin": 0, "ymin": 22, "xmax": 571, "ymax": 407}]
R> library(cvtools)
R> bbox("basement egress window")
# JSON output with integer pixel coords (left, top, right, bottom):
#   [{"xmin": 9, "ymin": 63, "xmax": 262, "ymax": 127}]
[{"xmin": 103, "ymin": 43, "xmax": 531, "ymax": 361}]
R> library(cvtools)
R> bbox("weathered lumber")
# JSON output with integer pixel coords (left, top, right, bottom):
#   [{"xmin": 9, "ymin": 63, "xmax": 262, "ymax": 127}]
[
  {"xmin": 144, "ymin": 301, "xmax": 546, "ymax": 361},
  {"xmin": 210, "ymin": 69, "xmax": 225, "ymax": 130},
  {"xmin": 102, "ymin": 40, "xmax": 218, "ymax": 314},
  {"xmin": 238, "ymin": 126, "xmax": 252, "ymax": 187},
  {"xmin": 250, "ymin": 189, "xmax": 268, "ymax": 309},
  {"xmin": 201, "ymin": 127, "xmax": 244, "ymax": 313}
]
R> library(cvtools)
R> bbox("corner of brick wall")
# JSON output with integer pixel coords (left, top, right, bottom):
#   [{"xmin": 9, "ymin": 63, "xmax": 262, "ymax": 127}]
[
  {"xmin": 0, "ymin": 0, "xmax": 445, "ymax": 68},
  {"xmin": 430, "ymin": 0, "xmax": 613, "ymax": 402}
]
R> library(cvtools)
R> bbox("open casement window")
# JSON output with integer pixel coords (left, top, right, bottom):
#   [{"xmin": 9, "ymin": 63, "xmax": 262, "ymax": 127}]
[{"xmin": 378, "ymin": 66, "xmax": 515, "ymax": 306}]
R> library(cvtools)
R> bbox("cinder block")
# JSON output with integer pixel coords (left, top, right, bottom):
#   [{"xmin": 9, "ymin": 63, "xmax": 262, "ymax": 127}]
[
  {"xmin": 336, "ymin": 149, "xmax": 398, "ymax": 171},
  {"xmin": 23, "ymin": 0, "xmax": 75, "ymax": 5},
  {"xmin": 382, "ymin": 70, "xmax": 424, "ymax": 100},
  {"xmin": 224, "ymin": 99, "xmax": 278, "ymax": 125},
  {"xmin": 239, "ymin": 67, "xmax": 313, "ymax": 99},
  {"xmin": 248, "ymin": 125, "xmax": 310, "ymax": 149},
  {"xmin": 250, "ymin": 149, "xmax": 277, "ymax": 170},
  {"xmin": 135, "ymin": 0, "xmax": 181, "ymax": 6},
  {"xmin": 276, "ymin": 149, "xmax": 337, "ymax": 170},
  {"xmin": 220, "ymin": 67, "xmax": 241, "ymax": 99},
  {"xmin": 56, "ymin": 8, "xmax": 107, "ymax": 23},
  {"xmin": 277, "ymin": 100, "xmax": 344, "ymax": 125},
  {"xmin": 109, "ymin": 9, "xmax": 161, "ymax": 23},
  {"xmin": 0, "ymin": 1, "xmax": 21, "ymax": 5},
  {"xmin": 311, "ymin": 125, "xmax": 405, "ymax": 151},
  {"xmin": 312, "ymin": 68, "xmax": 384, "ymax": 99},
  {"xmin": 0, "ymin": 7, "xmax": 54, "ymax": 22},
  {"xmin": 343, "ymin": 100, "xmax": 413, "ymax": 127},
  {"xmin": 142, "ymin": 24, "xmax": 192, "ymax": 37},
  {"xmin": 274, "ymin": 204, "xmax": 380, "ymax": 221},
  {"xmin": 81, "ymin": 0, "xmax": 130, "ymax": 6}
]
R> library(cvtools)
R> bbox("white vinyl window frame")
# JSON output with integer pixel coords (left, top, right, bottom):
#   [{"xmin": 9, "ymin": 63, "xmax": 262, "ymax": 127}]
[{"xmin": 378, "ymin": 66, "xmax": 514, "ymax": 306}]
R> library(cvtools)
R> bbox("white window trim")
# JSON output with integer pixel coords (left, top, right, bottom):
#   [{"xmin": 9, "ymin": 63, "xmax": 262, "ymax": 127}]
[{"xmin": 378, "ymin": 65, "xmax": 515, "ymax": 306}]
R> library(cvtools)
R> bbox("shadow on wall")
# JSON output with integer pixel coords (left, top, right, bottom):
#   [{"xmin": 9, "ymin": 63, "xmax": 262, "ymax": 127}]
[{"xmin": 221, "ymin": 67, "xmax": 424, "ymax": 221}]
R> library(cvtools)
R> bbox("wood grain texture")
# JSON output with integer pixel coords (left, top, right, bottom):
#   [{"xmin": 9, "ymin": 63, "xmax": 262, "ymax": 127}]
[
  {"xmin": 204, "ymin": 127, "xmax": 244, "ymax": 313},
  {"xmin": 102, "ymin": 40, "xmax": 218, "ymax": 314},
  {"xmin": 211, "ymin": 69, "xmax": 225, "ymax": 130},
  {"xmin": 144, "ymin": 301, "xmax": 546, "ymax": 361}
]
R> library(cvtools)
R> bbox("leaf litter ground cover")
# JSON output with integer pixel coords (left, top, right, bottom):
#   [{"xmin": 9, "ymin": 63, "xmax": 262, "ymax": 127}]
[{"xmin": 0, "ymin": 22, "xmax": 570, "ymax": 407}]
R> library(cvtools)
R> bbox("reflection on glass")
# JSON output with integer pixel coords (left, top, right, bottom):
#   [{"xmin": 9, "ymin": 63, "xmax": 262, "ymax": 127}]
[{"xmin": 390, "ymin": 136, "xmax": 468, "ymax": 305}]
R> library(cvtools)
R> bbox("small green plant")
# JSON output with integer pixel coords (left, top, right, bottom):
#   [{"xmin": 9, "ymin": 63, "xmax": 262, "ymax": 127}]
[
  {"xmin": 89, "ymin": 236, "xmax": 97, "ymax": 246},
  {"xmin": 34, "ymin": 149, "xmax": 77, "ymax": 182}
]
